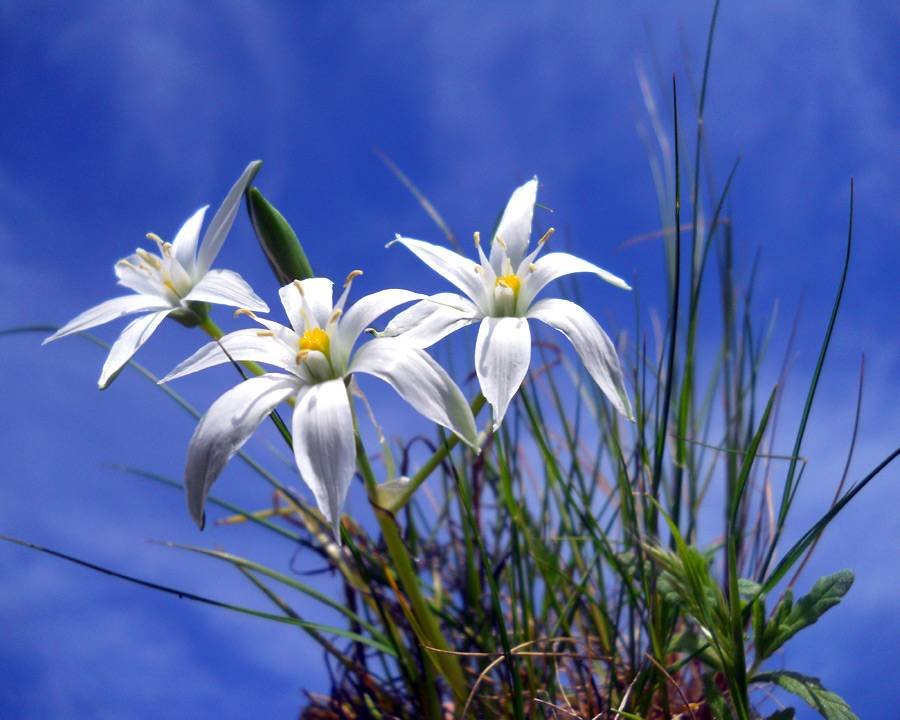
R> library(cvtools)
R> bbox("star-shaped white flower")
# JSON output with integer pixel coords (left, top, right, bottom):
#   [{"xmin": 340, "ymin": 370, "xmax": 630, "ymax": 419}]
[
  {"xmin": 161, "ymin": 274, "xmax": 479, "ymax": 536},
  {"xmin": 44, "ymin": 161, "xmax": 269, "ymax": 388},
  {"xmin": 384, "ymin": 177, "xmax": 634, "ymax": 428}
]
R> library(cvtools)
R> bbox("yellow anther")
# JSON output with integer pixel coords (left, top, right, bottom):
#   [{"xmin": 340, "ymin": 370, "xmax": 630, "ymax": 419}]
[
  {"xmin": 146, "ymin": 232, "xmax": 164, "ymax": 245},
  {"xmin": 256, "ymin": 330, "xmax": 274, "ymax": 337},
  {"xmin": 299, "ymin": 327, "xmax": 330, "ymax": 355},
  {"xmin": 537, "ymin": 227, "xmax": 556, "ymax": 245},
  {"xmin": 494, "ymin": 234, "xmax": 507, "ymax": 249},
  {"xmin": 473, "ymin": 231, "xmax": 481, "ymax": 247},
  {"xmin": 329, "ymin": 308, "xmax": 343, "ymax": 324},
  {"xmin": 495, "ymin": 274, "xmax": 521, "ymax": 294},
  {"xmin": 343, "ymin": 269, "xmax": 363, "ymax": 287},
  {"xmin": 234, "ymin": 308, "xmax": 258, "ymax": 319}
]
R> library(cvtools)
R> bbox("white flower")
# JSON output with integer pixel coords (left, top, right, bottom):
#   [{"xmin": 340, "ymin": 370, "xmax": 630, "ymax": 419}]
[
  {"xmin": 383, "ymin": 177, "xmax": 634, "ymax": 428},
  {"xmin": 161, "ymin": 274, "xmax": 479, "ymax": 536},
  {"xmin": 44, "ymin": 161, "xmax": 269, "ymax": 388}
]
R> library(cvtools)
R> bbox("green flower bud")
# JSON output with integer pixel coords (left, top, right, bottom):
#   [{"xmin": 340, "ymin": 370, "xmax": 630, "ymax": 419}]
[{"xmin": 246, "ymin": 187, "xmax": 314, "ymax": 284}]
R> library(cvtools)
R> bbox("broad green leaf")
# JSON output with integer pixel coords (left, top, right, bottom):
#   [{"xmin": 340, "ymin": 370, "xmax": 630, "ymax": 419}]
[
  {"xmin": 759, "ymin": 571, "xmax": 853, "ymax": 659},
  {"xmin": 246, "ymin": 187, "xmax": 314, "ymax": 284},
  {"xmin": 754, "ymin": 671, "xmax": 857, "ymax": 720}
]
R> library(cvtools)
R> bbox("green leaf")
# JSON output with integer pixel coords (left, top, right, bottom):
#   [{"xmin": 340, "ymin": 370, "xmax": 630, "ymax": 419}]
[
  {"xmin": 751, "ymin": 596, "xmax": 766, "ymax": 658},
  {"xmin": 759, "ymin": 571, "xmax": 853, "ymax": 659},
  {"xmin": 246, "ymin": 186, "xmax": 314, "ymax": 284},
  {"xmin": 702, "ymin": 671, "xmax": 734, "ymax": 720},
  {"xmin": 738, "ymin": 577, "xmax": 762, "ymax": 600},
  {"xmin": 753, "ymin": 671, "xmax": 857, "ymax": 720}
]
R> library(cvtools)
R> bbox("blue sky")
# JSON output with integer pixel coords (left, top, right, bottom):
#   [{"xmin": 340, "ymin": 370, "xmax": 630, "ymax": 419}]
[{"xmin": 1, "ymin": 2, "xmax": 897, "ymax": 717}]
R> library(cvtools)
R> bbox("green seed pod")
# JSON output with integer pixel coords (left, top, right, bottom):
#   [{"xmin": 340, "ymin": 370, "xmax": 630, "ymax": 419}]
[{"xmin": 246, "ymin": 186, "xmax": 314, "ymax": 284}]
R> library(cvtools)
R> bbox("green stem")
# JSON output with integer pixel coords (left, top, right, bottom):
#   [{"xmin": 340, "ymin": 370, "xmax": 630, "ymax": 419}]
[
  {"xmin": 198, "ymin": 315, "xmax": 268, "ymax": 378},
  {"xmin": 354, "ymin": 430, "xmax": 469, "ymax": 707},
  {"xmin": 388, "ymin": 393, "xmax": 486, "ymax": 511}
]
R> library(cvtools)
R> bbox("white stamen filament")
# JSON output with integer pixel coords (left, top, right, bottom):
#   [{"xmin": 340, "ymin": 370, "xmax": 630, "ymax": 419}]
[{"xmin": 537, "ymin": 227, "xmax": 555, "ymax": 245}]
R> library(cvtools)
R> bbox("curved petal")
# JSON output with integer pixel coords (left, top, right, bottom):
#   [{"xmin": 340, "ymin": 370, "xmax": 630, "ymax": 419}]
[
  {"xmin": 331, "ymin": 288, "xmax": 421, "ymax": 369},
  {"xmin": 44, "ymin": 294, "xmax": 172, "ymax": 344},
  {"xmin": 475, "ymin": 316, "xmax": 532, "ymax": 430},
  {"xmin": 351, "ymin": 339, "xmax": 479, "ymax": 450},
  {"xmin": 183, "ymin": 269, "xmax": 269, "ymax": 312},
  {"xmin": 387, "ymin": 236, "xmax": 485, "ymax": 307},
  {"xmin": 98, "ymin": 309, "xmax": 172, "ymax": 389},
  {"xmin": 279, "ymin": 278, "xmax": 334, "ymax": 333},
  {"xmin": 379, "ymin": 293, "xmax": 480, "ymax": 349},
  {"xmin": 184, "ymin": 373, "xmax": 297, "ymax": 528},
  {"xmin": 293, "ymin": 378, "xmax": 356, "ymax": 540},
  {"xmin": 196, "ymin": 160, "xmax": 262, "ymax": 275},
  {"xmin": 171, "ymin": 205, "xmax": 208, "ymax": 275},
  {"xmin": 490, "ymin": 177, "xmax": 537, "ymax": 271},
  {"xmin": 528, "ymin": 298, "xmax": 633, "ymax": 420},
  {"xmin": 160, "ymin": 328, "xmax": 299, "ymax": 383},
  {"xmin": 519, "ymin": 252, "xmax": 631, "ymax": 311}
]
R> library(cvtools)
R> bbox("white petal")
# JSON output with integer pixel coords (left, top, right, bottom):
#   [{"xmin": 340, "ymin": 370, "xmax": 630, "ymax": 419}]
[
  {"xmin": 387, "ymin": 236, "xmax": 485, "ymax": 307},
  {"xmin": 196, "ymin": 160, "xmax": 262, "ymax": 275},
  {"xmin": 379, "ymin": 293, "xmax": 480, "ymax": 349},
  {"xmin": 293, "ymin": 378, "xmax": 356, "ymax": 539},
  {"xmin": 490, "ymin": 177, "xmax": 538, "ymax": 271},
  {"xmin": 279, "ymin": 278, "xmax": 334, "ymax": 333},
  {"xmin": 98, "ymin": 309, "xmax": 172, "ymax": 389},
  {"xmin": 171, "ymin": 205, "xmax": 208, "ymax": 275},
  {"xmin": 528, "ymin": 298, "xmax": 633, "ymax": 420},
  {"xmin": 351, "ymin": 339, "xmax": 479, "ymax": 449},
  {"xmin": 184, "ymin": 373, "xmax": 297, "ymax": 528},
  {"xmin": 183, "ymin": 269, "xmax": 269, "ymax": 312},
  {"xmin": 160, "ymin": 328, "xmax": 299, "ymax": 382},
  {"xmin": 475, "ymin": 316, "xmax": 532, "ymax": 430},
  {"xmin": 331, "ymin": 288, "xmax": 421, "ymax": 369},
  {"xmin": 44, "ymin": 294, "xmax": 172, "ymax": 344},
  {"xmin": 519, "ymin": 252, "xmax": 631, "ymax": 310}
]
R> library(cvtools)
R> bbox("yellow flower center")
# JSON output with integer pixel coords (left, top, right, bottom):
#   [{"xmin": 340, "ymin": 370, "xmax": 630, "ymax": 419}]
[
  {"xmin": 299, "ymin": 327, "xmax": 330, "ymax": 355},
  {"xmin": 495, "ymin": 274, "xmax": 521, "ymax": 295}
]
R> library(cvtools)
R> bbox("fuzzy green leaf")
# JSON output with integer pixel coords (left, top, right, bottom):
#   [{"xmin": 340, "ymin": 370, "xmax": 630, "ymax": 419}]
[
  {"xmin": 246, "ymin": 187, "xmax": 314, "ymax": 284},
  {"xmin": 759, "ymin": 571, "xmax": 853, "ymax": 659},
  {"xmin": 754, "ymin": 671, "xmax": 857, "ymax": 720},
  {"xmin": 738, "ymin": 577, "xmax": 762, "ymax": 601}
]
